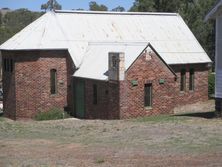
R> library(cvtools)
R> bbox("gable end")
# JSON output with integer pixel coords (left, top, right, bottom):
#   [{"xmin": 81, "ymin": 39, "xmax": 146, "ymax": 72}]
[{"xmin": 126, "ymin": 43, "xmax": 177, "ymax": 79}]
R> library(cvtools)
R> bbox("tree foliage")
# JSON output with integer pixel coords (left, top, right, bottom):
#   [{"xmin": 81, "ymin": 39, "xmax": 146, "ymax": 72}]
[
  {"xmin": 112, "ymin": 6, "xmax": 125, "ymax": 12},
  {"xmin": 208, "ymin": 73, "xmax": 215, "ymax": 96},
  {"xmin": 0, "ymin": 12, "xmax": 2, "ymax": 26},
  {"xmin": 89, "ymin": 1, "xmax": 108, "ymax": 11},
  {"xmin": 0, "ymin": 9, "xmax": 42, "ymax": 44},
  {"xmin": 41, "ymin": 0, "xmax": 62, "ymax": 11},
  {"xmin": 129, "ymin": 0, "xmax": 155, "ymax": 12}
]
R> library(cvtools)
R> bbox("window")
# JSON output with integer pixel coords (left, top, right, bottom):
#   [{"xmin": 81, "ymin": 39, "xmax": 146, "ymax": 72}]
[
  {"xmin": 180, "ymin": 69, "xmax": 186, "ymax": 91},
  {"xmin": 10, "ymin": 59, "xmax": 13, "ymax": 72},
  {"xmin": 3, "ymin": 58, "xmax": 13, "ymax": 72},
  {"xmin": 144, "ymin": 84, "xmax": 152, "ymax": 108},
  {"xmin": 93, "ymin": 84, "xmax": 97, "ymax": 105},
  {"xmin": 50, "ymin": 69, "xmax": 57, "ymax": 94},
  {"xmin": 189, "ymin": 69, "xmax": 195, "ymax": 91},
  {"xmin": 3, "ymin": 59, "xmax": 7, "ymax": 71}
]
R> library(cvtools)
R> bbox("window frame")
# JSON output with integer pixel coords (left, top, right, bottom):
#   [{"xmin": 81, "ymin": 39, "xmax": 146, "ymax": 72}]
[
  {"xmin": 50, "ymin": 69, "xmax": 57, "ymax": 95},
  {"xmin": 10, "ymin": 59, "xmax": 13, "ymax": 72},
  {"xmin": 180, "ymin": 69, "xmax": 186, "ymax": 92},
  {"xmin": 189, "ymin": 68, "xmax": 195, "ymax": 91},
  {"xmin": 144, "ymin": 83, "xmax": 152, "ymax": 108},
  {"xmin": 3, "ymin": 58, "xmax": 13, "ymax": 72}
]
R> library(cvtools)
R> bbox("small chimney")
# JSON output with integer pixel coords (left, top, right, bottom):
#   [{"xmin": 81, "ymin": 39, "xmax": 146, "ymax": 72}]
[{"xmin": 108, "ymin": 52, "xmax": 125, "ymax": 81}]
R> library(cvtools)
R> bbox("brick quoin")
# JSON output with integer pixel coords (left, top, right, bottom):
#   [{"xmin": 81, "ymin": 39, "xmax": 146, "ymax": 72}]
[{"xmin": 2, "ymin": 49, "xmax": 209, "ymax": 120}]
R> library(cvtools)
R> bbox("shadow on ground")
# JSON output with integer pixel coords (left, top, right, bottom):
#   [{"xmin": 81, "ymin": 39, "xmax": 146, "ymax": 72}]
[{"xmin": 175, "ymin": 111, "xmax": 216, "ymax": 119}]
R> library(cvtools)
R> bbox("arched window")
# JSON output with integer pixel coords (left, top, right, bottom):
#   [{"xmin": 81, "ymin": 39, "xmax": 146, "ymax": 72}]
[
  {"xmin": 144, "ymin": 83, "xmax": 152, "ymax": 108},
  {"xmin": 180, "ymin": 69, "xmax": 186, "ymax": 91},
  {"xmin": 189, "ymin": 69, "xmax": 195, "ymax": 91},
  {"xmin": 50, "ymin": 69, "xmax": 57, "ymax": 94}
]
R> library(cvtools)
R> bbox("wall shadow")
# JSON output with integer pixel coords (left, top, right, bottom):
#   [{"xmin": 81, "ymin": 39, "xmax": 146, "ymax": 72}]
[{"xmin": 175, "ymin": 111, "xmax": 216, "ymax": 119}]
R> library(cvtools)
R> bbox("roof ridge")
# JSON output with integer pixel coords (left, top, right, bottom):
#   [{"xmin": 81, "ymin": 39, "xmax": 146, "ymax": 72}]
[{"xmin": 54, "ymin": 10, "xmax": 178, "ymax": 16}]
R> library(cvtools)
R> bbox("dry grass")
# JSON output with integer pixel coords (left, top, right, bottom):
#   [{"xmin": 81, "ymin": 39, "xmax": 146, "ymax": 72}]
[{"xmin": 0, "ymin": 110, "xmax": 222, "ymax": 166}]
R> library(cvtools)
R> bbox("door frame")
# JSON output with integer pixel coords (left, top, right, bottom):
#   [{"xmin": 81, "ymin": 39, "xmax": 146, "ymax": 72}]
[{"xmin": 73, "ymin": 78, "xmax": 85, "ymax": 118}]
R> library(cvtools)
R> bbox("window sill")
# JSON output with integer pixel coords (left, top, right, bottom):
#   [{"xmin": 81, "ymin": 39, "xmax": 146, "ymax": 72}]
[
  {"xmin": 50, "ymin": 93, "xmax": 58, "ymax": 97},
  {"xmin": 145, "ymin": 107, "xmax": 152, "ymax": 110}
]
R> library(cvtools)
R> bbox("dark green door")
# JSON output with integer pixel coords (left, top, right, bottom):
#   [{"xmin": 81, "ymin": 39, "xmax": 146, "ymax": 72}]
[{"xmin": 74, "ymin": 79, "xmax": 85, "ymax": 118}]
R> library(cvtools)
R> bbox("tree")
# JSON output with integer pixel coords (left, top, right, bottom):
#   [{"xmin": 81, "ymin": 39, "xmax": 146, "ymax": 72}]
[
  {"xmin": 129, "ymin": 0, "xmax": 155, "ymax": 12},
  {"xmin": 0, "ymin": 9, "xmax": 42, "ymax": 44},
  {"xmin": 179, "ymin": 0, "xmax": 216, "ymax": 63},
  {"xmin": 129, "ymin": 0, "xmax": 185, "ymax": 12},
  {"xmin": 41, "ymin": 0, "xmax": 62, "ymax": 11},
  {"xmin": 154, "ymin": 0, "xmax": 181, "ymax": 12},
  {"xmin": 0, "ymin": 12, "xmax": 2, "ymax": 26},
  {"xmin": 89, "ymin": 1, "xmax": 108, "ymax": 11},
  {"xmin": 74, "ymin": 8, "xmax": 85, "ymax": 11},
  {"xmin": 112, "ymin": 6, "xmax": 125, "ymax": 12},
  {"xmin": 41, "ymin": 4, "xmax": 48, "ymax": 12}
]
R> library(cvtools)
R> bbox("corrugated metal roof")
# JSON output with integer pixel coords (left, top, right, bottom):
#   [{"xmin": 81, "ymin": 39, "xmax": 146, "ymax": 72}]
[
  {"xmin": 74, "ymin": 42, "xmax": 149, "ymax": 80},
  {"xmin": 0, "ymin": 10, "xmax": 211, "ymax": 80}
]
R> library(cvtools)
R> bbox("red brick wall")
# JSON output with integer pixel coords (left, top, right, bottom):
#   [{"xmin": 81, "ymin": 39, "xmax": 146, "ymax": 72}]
[
  {"xmin": 119, "ymin": 51, "xmax": 177, "ymax": 119},
  {"xmin": 2, "ymin": 49, "xmax": 209, "ymax": 120},
  {"xmin": 119, "ymin": 50, "xmax": 209, "ymax": 119},
  {"xmin": 2, "ymin": 50, "xmax": 73, "ymax": 119},
  {"xmin": 73, "ymin": 78, "xmax": 119, "ymax": 119},
  {"xmin": 171, "ymin": 64, "xmax": 209, "ymax": 106}
]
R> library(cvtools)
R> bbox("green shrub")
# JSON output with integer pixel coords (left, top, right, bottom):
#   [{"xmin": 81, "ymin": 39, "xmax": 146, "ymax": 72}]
[
  {"xmin": 95, "ymin": 158, "xmax": 105, "ymax": 164},
  {"xmin": 35, "ymin": 108, "xmax": 71, "ymax": 121},
  {"xmin": 208, "ymin": 73, "xmax": 215, "ymax": 97}
]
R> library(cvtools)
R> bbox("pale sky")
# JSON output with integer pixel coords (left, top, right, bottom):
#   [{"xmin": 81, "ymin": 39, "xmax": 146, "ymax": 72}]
[{"xmin": 0, "ymin": 0, "xmax": 135, "ymax": 11}]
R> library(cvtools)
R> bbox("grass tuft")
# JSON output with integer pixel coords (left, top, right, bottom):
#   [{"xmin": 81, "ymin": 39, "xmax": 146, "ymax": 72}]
[
  {"xmin": 35, "ymin": 108, "xmax": 71, "ymax": 121},
  {"xmin": 95, "ymin": 158, "xmax": 105, "ymax": 164}
]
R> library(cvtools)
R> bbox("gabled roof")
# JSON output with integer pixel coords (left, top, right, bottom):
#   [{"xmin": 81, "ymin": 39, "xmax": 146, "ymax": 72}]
[
  {"xmin": 0, "ymin": 10, "xmax": 211, "ymax": 80},
  {"xmin": 74, "ymin": 42, "xmax": 178, "ymax": 80},
  {"xmin": 205, "ymin": 0, "xmax": 222, "ymax": 20},
  {"xmin": 74, "ymin": 42, "xmax": 148, "ymax": 80}
]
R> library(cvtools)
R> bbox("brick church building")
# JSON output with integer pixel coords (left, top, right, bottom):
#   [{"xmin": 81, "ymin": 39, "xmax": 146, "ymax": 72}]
[{"xmin": 0, "ymin": 11, "xmax": 211, "ymax": 120}]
